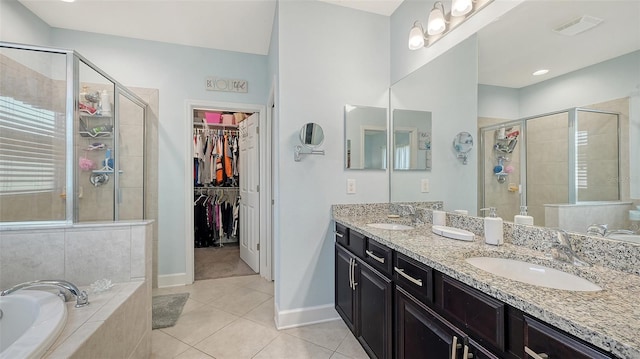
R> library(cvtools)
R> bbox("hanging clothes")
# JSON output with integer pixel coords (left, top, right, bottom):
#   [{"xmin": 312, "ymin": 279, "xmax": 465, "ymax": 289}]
[
  {"xmin": 193, "ymin": 129, "xmax": 239, "ymax": 188},
  {"xmin": 193, "ymin": 189, "xmax": 240, "ymax": 247}
]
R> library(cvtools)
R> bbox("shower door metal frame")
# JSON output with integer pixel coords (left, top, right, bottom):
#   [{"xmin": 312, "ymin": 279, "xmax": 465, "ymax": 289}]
[{"xmin": 479, "ymin": 107, "xmax": 621, "ymax": 214}]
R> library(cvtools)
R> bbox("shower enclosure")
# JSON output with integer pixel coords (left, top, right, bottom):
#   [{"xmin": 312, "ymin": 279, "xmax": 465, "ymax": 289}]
[
  {"xmin": 479, "ymin": 107, "xmax": 622, "ymax": 229},
  {"xmin": 0, "ymin": 42, "xmax": 148, "ymax": 224}
]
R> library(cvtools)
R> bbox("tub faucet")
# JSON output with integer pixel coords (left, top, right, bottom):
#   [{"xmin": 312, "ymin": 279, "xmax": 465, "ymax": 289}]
[
  {"xmin": 0, "ymin": 279, "xmax": 89, "ymax": 307},
  {"xmin": 551, "ymin": 230, "xmax": 590, "ymax": 267},
  {"xmin": 586, "ymin": 224, "xmax": 607, "ymax": 237}
]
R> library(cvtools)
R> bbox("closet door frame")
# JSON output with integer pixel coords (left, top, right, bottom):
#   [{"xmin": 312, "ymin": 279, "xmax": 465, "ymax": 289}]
[{"xmin": 184, "ymin": 100, "xmax": 271, "ymax": 284}]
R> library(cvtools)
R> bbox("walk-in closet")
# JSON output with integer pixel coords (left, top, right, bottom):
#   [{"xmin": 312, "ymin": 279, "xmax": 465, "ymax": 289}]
[{"xmin": 192, "ymin": 108, "xmax": 256, "ymax": 280}]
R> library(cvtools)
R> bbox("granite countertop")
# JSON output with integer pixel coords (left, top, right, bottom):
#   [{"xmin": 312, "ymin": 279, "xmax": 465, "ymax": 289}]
[{"xmin": 333, "ymin": 213, "xmax": 640, "ymax": 359}]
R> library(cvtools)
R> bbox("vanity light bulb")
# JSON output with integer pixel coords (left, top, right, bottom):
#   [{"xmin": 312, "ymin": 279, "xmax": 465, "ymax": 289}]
[
  {"xmin": 408, "ymin": 24, "xmax": 425, "ymax": 50},
  {"xmin": 451, "ymin": 0, "xmax": 472, "ymax": 17},
  {"xmin": 427, "ymin": 5, "xmax": 446, "ymax": 35}
]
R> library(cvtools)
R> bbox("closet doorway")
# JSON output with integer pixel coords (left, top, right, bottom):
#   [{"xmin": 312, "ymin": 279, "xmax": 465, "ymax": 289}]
[{"xmin": 185, "ymin": 100, "xmax": 271, "ymax": 284}]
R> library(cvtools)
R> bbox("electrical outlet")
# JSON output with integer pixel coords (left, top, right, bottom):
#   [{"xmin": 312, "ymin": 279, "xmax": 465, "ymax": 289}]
[
  {"xmin": 421, "ymin": 179, "xmax": 430, "ymax": 193},
  {"xmin": 347, "ymin": 179, "xmax": 356, "ymax": 194}
]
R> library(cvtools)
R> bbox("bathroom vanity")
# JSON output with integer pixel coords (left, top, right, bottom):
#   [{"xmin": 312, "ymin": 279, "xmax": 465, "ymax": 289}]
[{"xmin": 332, "ymin": 204, "xmax": 640, "ymax": 359}]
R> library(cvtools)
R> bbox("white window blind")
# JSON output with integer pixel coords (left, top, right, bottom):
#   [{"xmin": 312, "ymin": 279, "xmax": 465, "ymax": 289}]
[
  {"xmin": 576, "ymin": 130, "xmax": 588, "ymax": 189},
  {"xmin": 0, "ymin": 96, "xmax": 63, "ymax": 195}
]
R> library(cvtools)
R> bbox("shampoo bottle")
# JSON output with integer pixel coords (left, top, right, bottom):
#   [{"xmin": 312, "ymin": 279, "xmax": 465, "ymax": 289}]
[
  {"xmin": 481, "ymin": 207, "xmax": 503, "ymax": 245},
  {"xmin": 514, "ymin": 206, "xmax": 534, "ymax": 225}
]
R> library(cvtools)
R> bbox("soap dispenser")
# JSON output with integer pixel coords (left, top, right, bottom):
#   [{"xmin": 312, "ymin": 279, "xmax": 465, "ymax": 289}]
[
  {"xmin": 514, "ymin": 206, "xmax": 534, "ymax": 225},
  {"xmin": 481, "ymin": 207, "xmax": 503, "ymax": 245}
]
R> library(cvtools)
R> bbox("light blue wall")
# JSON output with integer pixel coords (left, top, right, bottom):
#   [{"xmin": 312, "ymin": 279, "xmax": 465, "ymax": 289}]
[
  {"xmin": 0, "ymin": 0, "xmax": 51, "ymax": 46},
  {"xmin": 276, "ymin": 1, "xmax": 390, "ymax": 311},
  {"xmin": 477, "ymin": 85, "xmax": 519, "ymax": 120},
  {"xmin": 51, "ymin": 29, "xmax": 268, "ymax": 277}
]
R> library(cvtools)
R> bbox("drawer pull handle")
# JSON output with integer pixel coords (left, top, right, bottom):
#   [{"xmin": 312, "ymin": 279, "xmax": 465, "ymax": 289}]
[
  {"xmin": 394, "ymin": 267, "xmax": 423, "ymax": 287},
  {"xmin": 334, "ymin": 231, "xmax": 344, "ymax": 238},
  {"xmin": 348, "ymin": 258, "xmax": 353, "ymax": 290},
  {"xmin": 366, "ymin": 250, "xmax": 385, "ymax": 264},
  {"xmin": 463, "ymin": 344, "xmax": 473, "ymax": 358},
  {"xmin": 451, "ymin": 336, "xmax": 459, "ymax": 359},
  {"xmin": 525, "ymin": 346, "xmax": 549, "ymax": 359}
]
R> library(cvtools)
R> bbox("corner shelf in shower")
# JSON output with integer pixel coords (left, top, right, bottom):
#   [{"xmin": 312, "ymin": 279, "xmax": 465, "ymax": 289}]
[{"xmin": 79, "ymin": 114, "xmax": 113, "ymax": 138}]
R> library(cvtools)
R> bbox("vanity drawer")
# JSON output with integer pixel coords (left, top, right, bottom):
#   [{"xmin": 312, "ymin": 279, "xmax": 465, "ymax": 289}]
[
  {"xmin": 440, "ymin": 275, "xmax": 505, "ymax": 352},
  {"xmin": 393, "ymin": 252, "xmax": 433, "ymax": 304},
  {"xmin": 348, "ymin": 230, "xmax": 366, "ymax": 259},
  {"xmin": 335, "ymin": 223, "xmax": 350, "ymax": 248},
  {"xmin": 524, "ymin": 316, "xmax": 610, "ymax": 359},
  {"xmin": 364, "ymin": 239, "xmax": 393, "ymax": 277}
]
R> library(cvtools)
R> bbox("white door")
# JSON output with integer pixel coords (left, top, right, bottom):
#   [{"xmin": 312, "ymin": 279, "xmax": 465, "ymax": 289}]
[{"xmin": 239, "ymin": 113, "xmax": 260, "ymax": 272}]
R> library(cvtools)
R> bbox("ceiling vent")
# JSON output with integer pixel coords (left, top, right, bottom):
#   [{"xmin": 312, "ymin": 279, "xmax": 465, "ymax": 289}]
[{"xmin": 554, "ymin": 15, "xmax": 604, "ymax": 36}]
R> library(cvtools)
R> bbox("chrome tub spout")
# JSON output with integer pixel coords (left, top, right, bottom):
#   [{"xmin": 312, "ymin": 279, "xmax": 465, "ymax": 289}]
[{"xmin": 0, "ymin": 280, "xmax": 89, "ymax": 307}]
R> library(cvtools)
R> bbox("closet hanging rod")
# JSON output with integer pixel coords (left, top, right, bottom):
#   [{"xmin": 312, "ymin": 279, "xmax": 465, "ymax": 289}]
[{"xmin": 194, "ymin": 186, "xmax": 239, "ymax": 190}]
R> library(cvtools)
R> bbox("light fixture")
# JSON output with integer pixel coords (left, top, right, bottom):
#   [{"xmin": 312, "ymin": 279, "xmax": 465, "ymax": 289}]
[
  {"xmin": 61, "ymin": 0, "xmax": 76, "ymax": 2},
  {"xmin": 451, "ymin": 0, "xmax": 473, "ymax": 17},
  {"xmin": 427, "ymin": 2, "xmax": 447, "ymax": 35},
  {"xmin": 408, "ymin": 22, "xmax": 426, "ymax": 50},
  {"xmin": 408, "ymin": 0, "xmax": 493, "ymax": 50},
  {"xmin": 532, "ymin": 69, "xmax": 549, "ymax": 76}
]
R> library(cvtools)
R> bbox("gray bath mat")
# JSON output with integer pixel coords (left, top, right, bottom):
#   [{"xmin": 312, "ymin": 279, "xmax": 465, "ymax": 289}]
[{"xmin": 152, "ymin": 293, "xmax": 189, "ymax": 329}]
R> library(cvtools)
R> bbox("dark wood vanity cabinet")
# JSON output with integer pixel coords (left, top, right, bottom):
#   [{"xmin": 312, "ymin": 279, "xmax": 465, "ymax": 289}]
[
  {"xmin": 334, "ymin": 224, "xmax": 616, "ymax": 359},
  {"xmin": 335, "ymin": 233, "xmax": 392, "ymax": 359},
  {"xmin": 523, "ymin": 316, "xmax": 611, "ymax": 359}
]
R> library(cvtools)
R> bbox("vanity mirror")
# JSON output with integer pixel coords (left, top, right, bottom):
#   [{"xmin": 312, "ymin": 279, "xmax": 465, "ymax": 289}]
[
  {"xmin": 393, "ymin": 109, "xmax": 432, "ymax": 170},
  {"xmin": 294, "ymin": 122, "xmax": 325, "ymax": 162},
  {"xmin": 390, "ymin": 0, "xmax": 640, "ymax": 240},
  {"xmin": 344, "ymin": 105, "xmax": 387, "ymax": 170}
]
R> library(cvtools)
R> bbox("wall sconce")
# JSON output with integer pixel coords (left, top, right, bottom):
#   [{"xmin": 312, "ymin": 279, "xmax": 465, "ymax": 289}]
[{"xmin": 408, "ymin": 0, "xmax": 493, "ymax": 50}]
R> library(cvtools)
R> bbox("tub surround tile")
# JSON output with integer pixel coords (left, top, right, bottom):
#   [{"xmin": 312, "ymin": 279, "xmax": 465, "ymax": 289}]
[
  {"xmin": 65, "ymin": 228, "xmax": 131, "ymax": 285},
  {"xmin": 333, "ymin": 203, "xmax": 640, "ymax": 359},
  {"xmin": 0, "ymin": 231, "xmax": 65, "ymax": 288}
]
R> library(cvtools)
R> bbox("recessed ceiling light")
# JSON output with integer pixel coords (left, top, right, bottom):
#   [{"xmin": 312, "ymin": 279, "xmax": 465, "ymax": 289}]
[
  {"xmin": 61, "ymin": 0, "xmax": 75, "ymax": 3},
  {"xmin": 532, "ymin": 69, "xmax": 549, "ymax": 76}
]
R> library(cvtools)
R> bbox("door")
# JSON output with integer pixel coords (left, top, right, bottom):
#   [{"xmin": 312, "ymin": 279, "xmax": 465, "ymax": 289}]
[
  {"xmin": 335, "ymin": 244, "xmax": 356, "ymax": 332},
  {"xmin": 357, "ymin": 260, "xmax": 392, "ymax": 359},
  {"xmin": 239, "ymin": 113, "xmax": 260, "ymax": 272}
]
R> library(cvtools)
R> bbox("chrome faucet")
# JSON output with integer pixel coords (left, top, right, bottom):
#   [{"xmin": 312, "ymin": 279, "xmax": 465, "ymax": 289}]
[
  {"xmin": 605, "ymin": 229, "xmax": 636, "ymax": 237},
  {"xmin": 551, "ymin": 230, "xmax": 590, "ymax": 267},
  {"xmin": 586, "ymin": 224, "xmax": 607, "ymax": 237},
  {"xmin": 0, "ymin": 279, "xmax": 89, "ymax": 307}
]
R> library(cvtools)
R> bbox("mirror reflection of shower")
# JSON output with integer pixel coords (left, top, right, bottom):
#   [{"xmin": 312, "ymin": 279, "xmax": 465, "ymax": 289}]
[{"xmin": 480, "ymin": 105, "xmax": 622, "ymax": 230}]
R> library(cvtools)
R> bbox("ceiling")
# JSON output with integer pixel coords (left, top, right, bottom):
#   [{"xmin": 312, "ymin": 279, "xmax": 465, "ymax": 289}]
[
  {"xmin": 478, "ymin": 0, "xmax": 640, "ymax": 88},
  {"xmin": 18, "ymin": 1, "xmax": 639, "ymax": 88},
  {"xmin": 18, "ymin": 0, "xmax": 404, "ymax": 56}
]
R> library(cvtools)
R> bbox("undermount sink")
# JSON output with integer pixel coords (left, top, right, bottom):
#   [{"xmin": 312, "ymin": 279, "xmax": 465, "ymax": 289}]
[
  {"xmin": 465, "ymin": 257, "xmax": 602, "ymax": 292},
  {"xmin": 431, "ymin": 225, "xmax": 474, "ymax": 241},
  {"xmin": 366, "ymin": 223, "xmax": 414, "ymax": 230}
]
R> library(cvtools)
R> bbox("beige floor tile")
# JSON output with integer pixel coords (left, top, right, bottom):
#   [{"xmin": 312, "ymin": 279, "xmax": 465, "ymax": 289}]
[
  {"xmin": 160, "ymin": 305, "xmax": 238, "ymax": 346},
  {"xmin": 253, "ymin": 333, "xmax": 334, "ymax": 359},
  {"xmin": 283, "ymin": 320, "xmax": 350, "ymax": 351},
  {"xmin": 150, "ymin": 330, "xmax": 190, "ymax": 359},
  {"xmin": 335, "ymin": 332, "xmax": 368, "ymax": 359},
  {"xmin": 213, "ymin": 274, "xmax": 261, "ymax": 287},
  {"xmin": 174, "ymin": 347, "xmax": 215, "ymax": 359},
  {"xmin": 210, "ymin": 285, "xmax": 272, "ymax": 316},
  {"xmin": 241, "ymin": 276, "xmax": 274, "ymax": 295},
  {"xmin": 185, "ymin": 279, "xmax": 241, "ymax": 303},
  {"xmin": 195, "ymin": 318, "xmax": 279, "ymax": 359},
  {"xmin": 243, "ymin": 297, "xmax": 276, "ymax": 329},
  {"xmin": 330, "ymin": 352, "xmax": 353, "ymax": 359}
]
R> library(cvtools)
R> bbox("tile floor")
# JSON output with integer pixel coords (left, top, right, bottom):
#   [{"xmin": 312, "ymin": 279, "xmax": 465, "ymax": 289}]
[{"xmin": 152, "ymin": 275, "xmax": 369, "ymax": 359}]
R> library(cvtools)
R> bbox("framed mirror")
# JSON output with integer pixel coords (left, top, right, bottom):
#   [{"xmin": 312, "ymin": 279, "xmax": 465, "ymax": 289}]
[
  {"xmin": 393, "ymin": 109, "xmax": 432, "ymax": 170},
  {"xmin": 344, "ymin": 105, "xmax": 387, "ymax": 170}
]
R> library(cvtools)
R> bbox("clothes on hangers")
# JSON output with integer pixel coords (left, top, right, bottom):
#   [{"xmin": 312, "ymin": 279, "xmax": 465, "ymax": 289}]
[
  {"xmin": 193, "ymin": 189, "xmax": 240, "ymax": 247},
  {"xmin": 193, "ymin": 128, "xmax": 240, "ymax": 187}
]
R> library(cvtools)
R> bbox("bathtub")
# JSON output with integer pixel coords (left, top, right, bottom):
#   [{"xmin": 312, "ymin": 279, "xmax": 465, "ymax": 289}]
[{"xmin": 0, "ymin": 290, "xmax": 67, "ymax": 359}]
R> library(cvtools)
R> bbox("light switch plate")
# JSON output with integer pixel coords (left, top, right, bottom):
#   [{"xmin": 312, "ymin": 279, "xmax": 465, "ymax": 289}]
[
  {"xmin": 421, "ymin": 179, "xmax": 430, "ymax": 193},
  {"xmin": 347, "ymin": 179, "xmax": 356, "ymax": 194}
]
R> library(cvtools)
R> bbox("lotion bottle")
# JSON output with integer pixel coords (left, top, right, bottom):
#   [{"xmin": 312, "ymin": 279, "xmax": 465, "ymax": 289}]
[
  {"xmin": 514, "ymin": 205, "xmax": 534, "ymax": 225},
  {"xmin": 481, "ymin": 207, "xmax": 503, "ymax": 245}
]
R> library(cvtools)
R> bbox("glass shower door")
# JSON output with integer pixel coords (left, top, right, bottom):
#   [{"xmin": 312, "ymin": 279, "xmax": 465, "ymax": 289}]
[{"xmin": 116, "ymin": 93, "xmax": 145, "ymax": 220}]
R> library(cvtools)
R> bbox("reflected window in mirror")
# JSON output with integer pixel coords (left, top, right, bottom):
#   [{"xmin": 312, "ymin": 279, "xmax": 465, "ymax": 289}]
[
  {"xmin": 393, "ymin": 109, "xmax": 432, "ymax": 170},
  {"xmin": 344, "ymin": 105, "xmax": 387, "ymax": 170}
]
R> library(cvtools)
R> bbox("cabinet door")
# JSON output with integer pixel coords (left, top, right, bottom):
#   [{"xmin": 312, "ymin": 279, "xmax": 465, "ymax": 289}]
[
  {"xmin": 357, "ymin": 259, "xmax": 392, "ymax": 359},
  {"xmin": 524, "ymin": 316, "xmax": 610, "ymax": 359},
  {"xmin": 335, "ymin": 244, "xmax": 356, "ymax": 332},
  {"xmin": 396, "ymin": 286, "xmax": 465, "ymax": 359}
]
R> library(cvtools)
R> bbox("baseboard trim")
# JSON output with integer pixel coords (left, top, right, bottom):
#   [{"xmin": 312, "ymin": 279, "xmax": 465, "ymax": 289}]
[
  {"xmin": 157, "ymin": 273, "xmax": 189, "ymax": 288},
  {"xmin": 275, "ymin": 303, "xmax": 341, "ymax": 330}
]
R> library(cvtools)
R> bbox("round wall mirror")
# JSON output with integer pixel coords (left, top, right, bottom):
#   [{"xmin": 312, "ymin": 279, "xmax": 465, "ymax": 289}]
[{"xmin": 300, "ymin": 122, "xmax": 324, "ymax": 148}]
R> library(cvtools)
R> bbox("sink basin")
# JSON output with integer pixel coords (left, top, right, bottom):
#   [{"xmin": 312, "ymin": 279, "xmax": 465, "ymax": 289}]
[
  {"xmin": 465, "ymin": 257, "xmax": 602, "ymax": 292},
  {"xmin": 607, "ymin": 234, "xmax": 640, "ymax": 244},
  {"xmin": 367, "ymin": 223, "xmax": 414, "ymax": 230},
  {"xmin": 432, "ymin": 225, "xmax": 474, "ymax": 241}
]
